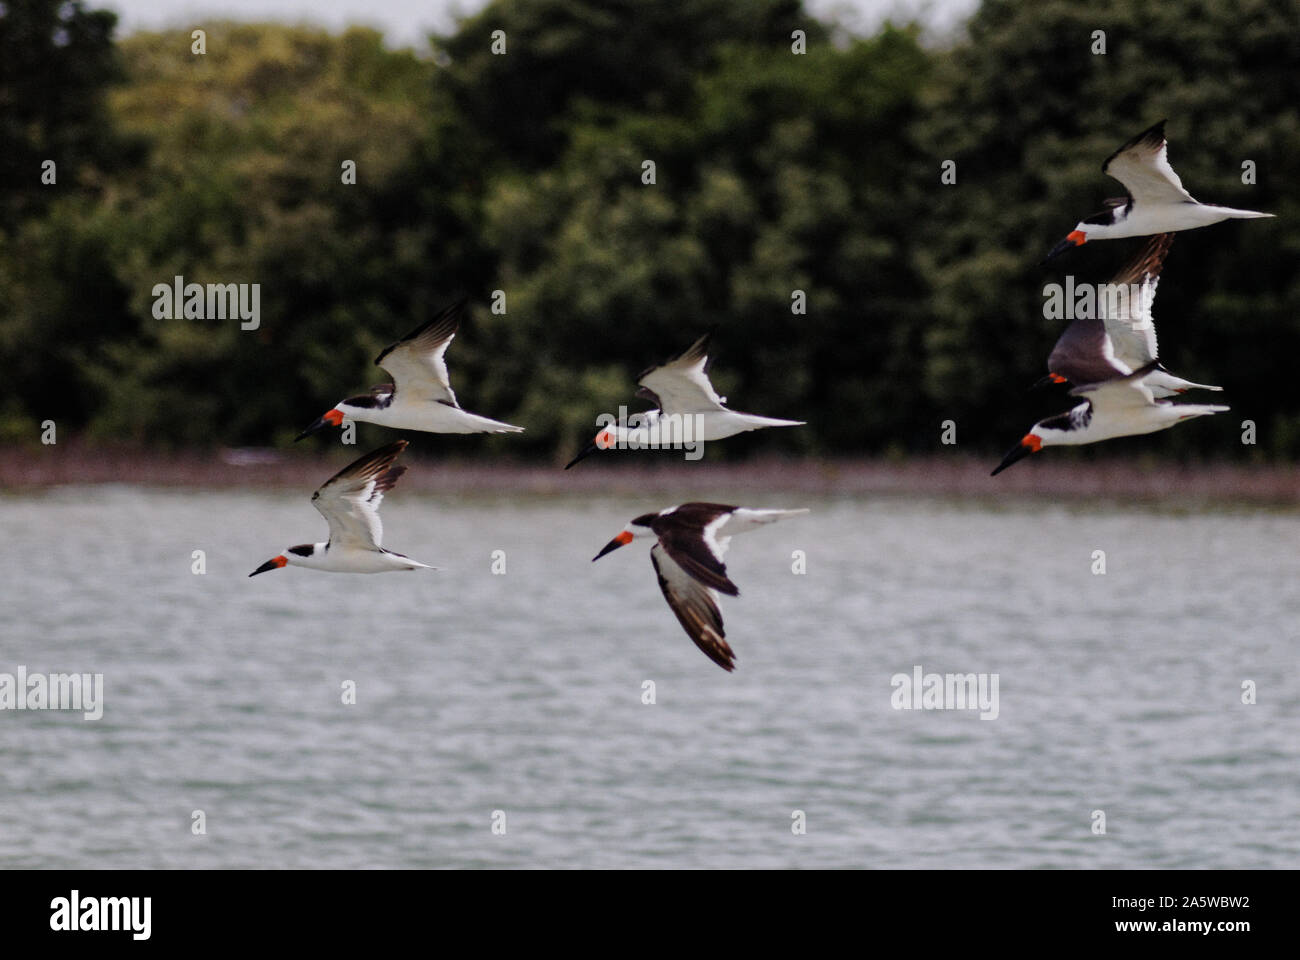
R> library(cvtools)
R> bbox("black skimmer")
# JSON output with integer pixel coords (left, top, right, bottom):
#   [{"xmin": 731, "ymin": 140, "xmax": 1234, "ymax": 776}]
[
  {"xmin": 1044, "ymin": 120, "xmax": 1273, "ymax": 262},
  {"xmin": 992, "ymin": 358, "xmax": 1229, "ymax": 476},
  {"xmin": 565, "ymin": 332, "xmax": 804, "ymax": 468},
  {"xmin": 296, "ymin": 299, "xmax": 523, "ymax": 440},
  {"xmin": 250, "ymin": 440, "xmax": 434, "ymax": 575},
  {"xmin": 592, "ymin": 503, "xmax": 808, "ymax": 671},
  {"xmin": 1036, "ymin": 233, "xmax": 1221, "ymax": 398}
]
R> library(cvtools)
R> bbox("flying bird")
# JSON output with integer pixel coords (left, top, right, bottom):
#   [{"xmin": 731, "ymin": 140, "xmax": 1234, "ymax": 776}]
[
  {"xmin": 297, "ymin": 300, "xmax": 523, "ymax": 440},
  {"xmin": 592, "ymin": 503, "xmax": 808, "ymax": 671},
  {"xmin": 1044, "ymin": 120, "xmax": 1273, "ymax": 262},
  {"xmin": 250, "ymin": 440, "xmax": 434, "ymax": 575},
  {"xmin": 992, "ymin": 360, "xmax": 1229, "ymax": 476},
  {"xmin": 565, "ymin": 332, "xmax": 804, "ymax": 468},
  {"xmin": 1035, "ymin": 233, "xmax": 1221, "ymax": 398}
]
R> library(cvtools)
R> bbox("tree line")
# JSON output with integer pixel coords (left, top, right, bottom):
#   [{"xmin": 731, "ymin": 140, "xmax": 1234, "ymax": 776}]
[{"xmin": 2, "ymin": 0, "xmax": 1297, "ymax": 463}]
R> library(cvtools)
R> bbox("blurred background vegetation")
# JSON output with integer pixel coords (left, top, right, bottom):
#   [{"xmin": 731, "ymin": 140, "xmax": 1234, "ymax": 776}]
[{"xmin": 1, "ymin": 0, "xmax": 1297, "ymax": 464}]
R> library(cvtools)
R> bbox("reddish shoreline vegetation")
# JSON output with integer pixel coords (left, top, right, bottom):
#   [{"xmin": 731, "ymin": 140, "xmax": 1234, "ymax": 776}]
[{"xmin": 3, "ymin": 445, "xmax": 1297, "ymax": 504}]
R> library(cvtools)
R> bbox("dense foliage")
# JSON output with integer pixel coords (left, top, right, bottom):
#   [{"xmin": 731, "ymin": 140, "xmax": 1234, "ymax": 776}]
[{"xmin": 2, "ymin": 0, "xmax": 1296, "ymax": 462}]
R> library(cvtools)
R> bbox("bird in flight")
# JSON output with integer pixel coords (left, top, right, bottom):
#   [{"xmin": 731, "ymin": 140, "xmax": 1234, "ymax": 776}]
[
  {"xmin": 250, "ymin": 439, "xmax": 435, "ymax": 575},
  {"xmin": 1044, "ymin": 120, "xmax": 1273, "ymax": 262},
  {"xmin": 592, "ymin": 503, "xmax": 807, "ymax": 671},
  {"xmin": 297, "ymin": 300, "xmax": 523, "ymax": 440},
  {"xmin": 1035, "ymin": 233, "xmax": 1221, "ymax": 398},
  {"xmin": 993, "ymin": 356, "xmax": 1228, "ymax": 476},
  {"xmin": 565, "ymin": 331, "xmax": 803, "ymax": 468}
]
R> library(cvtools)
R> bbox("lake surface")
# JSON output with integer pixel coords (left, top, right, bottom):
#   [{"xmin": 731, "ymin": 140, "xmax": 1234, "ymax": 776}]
[{"xmin": 2, "ymin": 486, "xmax": 1297, "ymax": 868}]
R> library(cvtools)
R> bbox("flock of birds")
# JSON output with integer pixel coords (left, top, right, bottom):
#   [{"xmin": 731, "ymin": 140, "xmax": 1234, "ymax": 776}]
[
  {"xmin": 250, "ymin": 119, "xmax": 1272, "ymax": 672},
  {"xmin": 995, "ymin": 120, "xmax": 1272, "ymax": 475},
  {"xmin": 249, "ymin": 299, "xmax": 806, "ymax": 670}
]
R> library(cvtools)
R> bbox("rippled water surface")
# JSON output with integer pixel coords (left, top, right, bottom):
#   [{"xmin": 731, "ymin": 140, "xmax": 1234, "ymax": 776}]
[{"xmin": 2, "ymin": 487, "xmax": 1297, "ymax": 868}]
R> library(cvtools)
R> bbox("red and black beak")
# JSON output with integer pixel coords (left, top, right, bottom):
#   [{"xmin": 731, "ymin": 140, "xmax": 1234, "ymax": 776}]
[
  {"xmin": 566, "ymin": 430, "xmax": 617, "ymax": 469},
  {"xmin": 592, "ymin": 530, "xmax": 633, "ymax": 562},
  {"xmin": 991, "ymin": 434, "xmax": 1042, "ymax": 476},
  {"xmin": 565, "ymin": 441, "xmax": 600, "ymax": 470},
  {"xmin": 1042, "ymin": 230, "xmax": 1087, "ymax": 265},
  {"xmin": 295, "ymin": 409, "xmax": 343, "ymax": 441},
  {"xmin": 1029, "ymin": 372, "xmax": 1070, "ymax": 391},
  {"xmin": 249, "ymin": 555, "xmax": 288, "ymax": 577}
]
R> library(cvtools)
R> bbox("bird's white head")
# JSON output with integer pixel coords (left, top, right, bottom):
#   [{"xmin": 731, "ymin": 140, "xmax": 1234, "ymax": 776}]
[{"xmin": 249, "ymin": 543, "xmax": 314, "ymax": 576}]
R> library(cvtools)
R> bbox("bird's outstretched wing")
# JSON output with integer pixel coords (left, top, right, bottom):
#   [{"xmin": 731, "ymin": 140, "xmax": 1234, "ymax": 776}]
[
  {"xmin": 1100, "ymin": 233, "xmax": 1173, "ymax": 368},
  {"xmin": 1102, "ymin": 120, "xmax": 1196, "ymax": 205},
  {"xmin": 311, "ymin": 440, "xmax": 409, "ymax": 549},
  {"xmin": 650, "ymin": 544, "xmax": 736, "ymax": 672},
  {"xmin": 375, "ymin": 300, "xmax": 464, "ymax": 406},
  {"xmin": 636, "ymin": 331, "xmax": 728, "ymax": 414},
  {"xmin": 650, "ymin": 503, "xmax": 740, "ymax": 596},
  {"xmin": 1048, "ymin": 316, "xmax": 1129, "ymax": 387}
]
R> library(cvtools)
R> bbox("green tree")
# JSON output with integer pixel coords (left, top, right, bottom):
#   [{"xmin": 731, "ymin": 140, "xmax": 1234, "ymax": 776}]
[
  {"xmin": 912, "ymin": 0, "xmax": 1300, "ymax": 458},
  {"xmin": 474, "ymin": 26, "xmax": 934, "ymax": 461},
  {"xmin": 0, "ymin": 0, "xmax": 124, "ymax": 231},
  {"xmin": 435, "ymin": 0, "xmax": 825, "ymax": 169}
]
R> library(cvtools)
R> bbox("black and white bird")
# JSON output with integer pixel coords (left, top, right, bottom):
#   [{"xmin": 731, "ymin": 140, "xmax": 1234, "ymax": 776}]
[
  {"xmin": 297, "ymin": 300, "xmax": 523, "ymax": 439},
  {"xmin": 1037, "ymin": 233, "xmax": 1221, "ymax": 398},
  {"xmin": 592, "ymin": 503, "xmax": 807, "ymax": 671},
  {"xmin": 565, "ymin": 332, "xmax": 804, "ymax": 468},
  {"xmin": 1044, "ymin": 120, "xmax": 1273, "ymax": 261},
  {"xmin": 250, "ymin": 440, "xmax": 434, "ymax": 575},
  {"xmin": 993, "ymin": 350, "xmax": 1228, "ymax": 477}
]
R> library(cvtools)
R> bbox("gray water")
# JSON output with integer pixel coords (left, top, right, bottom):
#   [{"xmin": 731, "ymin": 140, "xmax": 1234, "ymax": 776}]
[{"xmin": 2, "ymin": 486, "xmax": 1297, "ymax": 869}]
